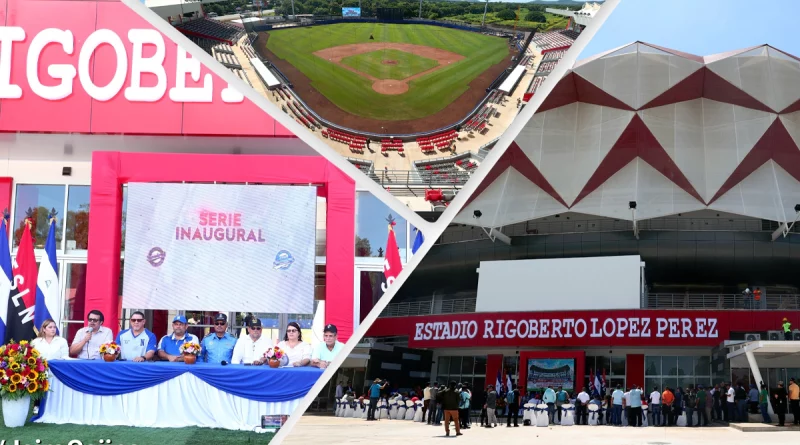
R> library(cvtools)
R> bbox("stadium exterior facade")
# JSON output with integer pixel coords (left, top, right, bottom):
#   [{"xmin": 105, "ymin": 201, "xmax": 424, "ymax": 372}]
[{"xmin": 350, "ymin": 43, "xmax": 800, "ymax": 405}]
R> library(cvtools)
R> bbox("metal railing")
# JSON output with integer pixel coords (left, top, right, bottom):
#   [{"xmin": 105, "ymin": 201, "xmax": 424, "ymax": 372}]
[
  {"xmin": 436, "ymin": 217, "xmax": 797, "ymax": 245},
  {"xmin": 644, "ymin": 293, "xmax": 800, "ymax": 310},
  {"xmin": 380, "ymin": 294, "xmax": 800, "ymax": 317}
]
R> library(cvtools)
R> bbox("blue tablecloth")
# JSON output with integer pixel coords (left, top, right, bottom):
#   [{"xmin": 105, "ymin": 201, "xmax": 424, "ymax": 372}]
[{"xmin": 47, "ymin": 360, "xmax": 323, "ymax": 403}]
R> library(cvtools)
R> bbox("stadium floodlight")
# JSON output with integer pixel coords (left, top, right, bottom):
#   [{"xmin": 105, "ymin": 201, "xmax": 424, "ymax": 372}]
[
  {"xmin": 771, "ymin": 204, "xmax": 800, "ymax": 241},
  {"xmin": 473, "ymin": 210, "xmax": 482, "ymax": 219},
  {"xmin": 630, "ymin": 201, "xmax": 639, "ymax": 240}
]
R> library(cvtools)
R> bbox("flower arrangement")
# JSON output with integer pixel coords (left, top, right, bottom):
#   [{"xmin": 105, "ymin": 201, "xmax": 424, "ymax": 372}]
[
  {"xmin": 99, "ymin": 342, "xmax": 120, "ymax": 356},
  {"xmin": 264, "ymin": 346, "xmax": 284, "ymax": 361},
  {"xmin": 180, "ymin": 342, "xmax": 201, "ymax": 356},
  {"xmin": 0, "ymin": 341, "xmax": 50, "ymax": 401}
]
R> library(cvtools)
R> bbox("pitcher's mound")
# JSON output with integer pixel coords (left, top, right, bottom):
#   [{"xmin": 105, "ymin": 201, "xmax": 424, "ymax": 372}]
[
  {"xmin": 372, "ymin": 79, "xmax": 408, "ymax": 95},
  {"xmin": 381, "ymin": 59, "xmax": 398, "ymax": 65}
]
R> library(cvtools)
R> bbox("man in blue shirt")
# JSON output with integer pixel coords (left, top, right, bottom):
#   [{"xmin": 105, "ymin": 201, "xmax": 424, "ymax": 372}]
[
  {"xmin": 367, "ymin": 378, "xmax": 388, "ymax": 421},
  {"xmin": 629, "ymin": 384, "xmax": 643, "ymax": 427},
  {"xmin": 543, "ymin": 386, "xmax": 557, "ymax": 424},
  {"xmin": 612, "ymin": 385, "xmax": 624, "ymax": 426},
  {"xmin": 157, "ymin": 315, "xmax": 200, "ymax": 362},
  {"xmin": 556, "ymin": 386, "xmax": 569, "ymax": 423},
  {"xmin": 116, "ymin": 311, "xmax": 157, "ymax": 362},
  {"xmin": 201, "ymin": 313, "xmax": 237, "ymax": 364}
]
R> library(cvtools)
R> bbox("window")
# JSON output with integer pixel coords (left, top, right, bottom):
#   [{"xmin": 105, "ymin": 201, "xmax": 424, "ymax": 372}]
[
  {"xmin": 645, "ymin": 355, "xmax": 711, "ymax": 392},
  {"xmin": 13, "ymin": 185, "xmax": 65, "ymax": 248},
  {"xmin": 585, "ymin": 356, "xmax": 626, "ymax": 391},
  {"xmin": 355, "ymin": 192, "xmax": 408, "ymax": 259},
  {"xmin": 435, "ymin": 355, "xmax": 489, "ymax": 410},
  {"xmin": 65, "ymin": 185, "xmax": 90, "ymax": 250}
]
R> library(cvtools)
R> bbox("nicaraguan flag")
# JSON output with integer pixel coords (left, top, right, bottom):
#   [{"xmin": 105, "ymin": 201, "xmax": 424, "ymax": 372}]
[
  {"xmin": 496, "ymin": 370, "xmax": 502, "ymax": 393},
  {"xmin": 412, "ymin": 228, "xmax": 424, "ymax": 255},
  {"xmin": 0, "ymin": 216, "xmax": 11, "ymax": 343},
  {"xmin": 34, "ymin": 217, "xmax": 59, "ymax": 333}
]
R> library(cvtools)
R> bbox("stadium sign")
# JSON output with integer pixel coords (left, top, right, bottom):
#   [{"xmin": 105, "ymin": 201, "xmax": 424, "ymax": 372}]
[
  {"xmin": 414, "ymin": 316, "xmax": 720, "ymax": 341},
  {"xmin": 368, "ymin": 310, "xmax": 794, "ymax": 348},
  {"xmin": 0, "ymin": 27, "xmax": 244, "ymax": 103}
]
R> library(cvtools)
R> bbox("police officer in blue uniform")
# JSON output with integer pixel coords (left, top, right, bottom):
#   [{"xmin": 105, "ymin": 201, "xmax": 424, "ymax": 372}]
[{"xmin": 201, "ymin": 313, "xmax": 237, "ymax": 364}]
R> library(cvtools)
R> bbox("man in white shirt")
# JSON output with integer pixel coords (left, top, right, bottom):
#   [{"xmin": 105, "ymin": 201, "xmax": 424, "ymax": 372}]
[
  {"xmin": 726, "ymin": 383, "xmax": 736, "ymax": 422},
  {"xmin": 623, "ymin": 388, "xmax": 631, "ymax": 425},
  {"xmin": 69, "ymin": 310, "xmax": 114, "ymax": 360},
  {"xmin": 232, "ymin": 318, "xmax": 274, "ymax": 365},
  {"xmin": 649, "ymin": 386, "xmax": 662, "ymax": 427},
  {"xmin": 576, "ymin": 387, "xmax": 591, "ymax": 425},
  {"xmin": 312, "ymin": 324, "xmax": 344, "ymax": 369},
  {"xmin": 423, "ymin": 383, "xmax": 432, "ymax": 419}
]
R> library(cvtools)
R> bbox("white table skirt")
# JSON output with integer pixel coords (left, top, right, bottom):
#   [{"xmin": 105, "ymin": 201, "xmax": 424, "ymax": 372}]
[{"xmin": 35, "ymin": 373, "xmax": 300, "ymax": 430}]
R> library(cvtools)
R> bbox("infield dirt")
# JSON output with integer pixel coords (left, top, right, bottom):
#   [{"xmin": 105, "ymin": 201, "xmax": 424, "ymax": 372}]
[{"xmin": 256, "ymin": 32, "xmax": 516, "ymax": 134}]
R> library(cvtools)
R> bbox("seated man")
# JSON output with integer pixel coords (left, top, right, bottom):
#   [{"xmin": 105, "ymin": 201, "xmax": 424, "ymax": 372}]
[
  {"xmin": 201, "ymin": 313, "xmax": 237, "ymax": 364},
  {"xmin": 116, "ymin": 311, "xmax": 157, "ymax": 362},
  {"xmin": 311, "ymin": 324, "xmax": 344, "ymax": 369},
  {"xmin": 69, "ymin": 309, "xmax": 114, "ymax": 360},
  {"xmin": 157, "ymin": 315, "xmax": 201, "ymax": 362},
  {"xmin": 231, "ymin": 318, "xmax": 273, "ymax": 365}
]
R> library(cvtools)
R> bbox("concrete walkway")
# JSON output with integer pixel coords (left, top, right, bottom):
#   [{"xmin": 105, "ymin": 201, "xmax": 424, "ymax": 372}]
[{"xmin": 282, "ymin": 416, "xmax": 800, "ymax": 444}]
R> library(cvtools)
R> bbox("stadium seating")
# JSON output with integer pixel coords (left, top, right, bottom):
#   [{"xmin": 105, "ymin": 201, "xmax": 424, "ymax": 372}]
[
  {"xmin": 463, "ymin": 105, "xmax": 496, "ymax": 133},
  {"xmin": 536, "ymin": 61, "xmax": 559, "ymax": 75},
  {"xmin": 176, "ymin": 18, "xmax": 245, "ymax": 44},
  {"xmin": 542, "ymin": 50, "xmax": 566, "ymax": 62},
  {"xmin": 523, "ymin": 47, "xmax": 569, "ymax": 101},
  {"xmin": 322, "ymin": 128, "xmax": 368, "ymax": 154},
  {"xmin": 348, "ymin": 158, "xmax": 373, "ymax": 175},
  {"xmin": 380, "ymin": 139, "xmax": 405, "ymax": 155},
  {"xmin": 286, "ymin": 99, "xmax": 321, "ymax": 131},
  {"xmin": 415, "ymin": 155, "xmax": 478, "ymax": 186},
  {"xmin": 416, "ymin": 130, "xmax": 457, "ymax": 154},
  {"xmin": 531, "ymin": 30, "xmax": 576, "ymax": 51}
]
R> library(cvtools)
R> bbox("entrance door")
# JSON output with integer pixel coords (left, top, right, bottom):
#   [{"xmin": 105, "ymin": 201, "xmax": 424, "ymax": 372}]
[{"xmin": 355, "ymin": 266, "xmax": 384, "ymax": 327}]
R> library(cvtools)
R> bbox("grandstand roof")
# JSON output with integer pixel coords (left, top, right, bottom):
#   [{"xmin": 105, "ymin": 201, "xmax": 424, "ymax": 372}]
[{"xmin": 455, "ymin": 43, "xmax": 800, "ymax": 229}]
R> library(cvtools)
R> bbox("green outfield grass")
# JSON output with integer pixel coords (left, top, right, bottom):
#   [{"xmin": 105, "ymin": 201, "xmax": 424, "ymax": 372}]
[
  {"xmin": 266, "ymin": 23, "xmax": 509, "ymax": 121},
  {"xmin": 341, "ymin": 48, "xmax": 439, "ymax": 81}
]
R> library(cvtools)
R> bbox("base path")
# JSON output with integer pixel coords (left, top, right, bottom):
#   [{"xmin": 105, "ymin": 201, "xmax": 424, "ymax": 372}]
[
  {"xmin": 313, "ymin": 43, "xmax": 464, "ymax": 95},
  {"xmin": 256, "ymin": 32, "xmax": 515, "ymax": 134}
]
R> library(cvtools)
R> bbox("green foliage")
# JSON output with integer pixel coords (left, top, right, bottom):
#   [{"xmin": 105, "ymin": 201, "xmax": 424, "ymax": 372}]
[
  {"xmin": 265, "ymin": 23, "xmax": 508, "ymax": 120},
  {"xmin": 525, "ymin": 11, "xmax": 546, "ymax": 23},
  {"xmin": 496, "ymin": 9, "xmax": 516, "ymax": 21}
]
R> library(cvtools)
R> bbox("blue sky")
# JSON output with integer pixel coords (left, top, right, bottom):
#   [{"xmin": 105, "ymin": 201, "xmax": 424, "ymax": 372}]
[{"xmin": 580, "ymin": 0, "xmax": 800, "ymax": 60}]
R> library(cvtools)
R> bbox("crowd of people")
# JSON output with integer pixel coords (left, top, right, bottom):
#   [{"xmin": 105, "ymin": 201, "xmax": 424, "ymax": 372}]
[{"xmin": 339, "ymin": 378, "xmax": 800, "ymax": 433}]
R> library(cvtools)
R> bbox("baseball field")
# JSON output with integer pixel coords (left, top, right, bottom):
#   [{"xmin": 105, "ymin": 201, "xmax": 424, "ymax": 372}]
[{"xmin": 263, "ymin": 23, "xmax": 510, "ymax": 122}]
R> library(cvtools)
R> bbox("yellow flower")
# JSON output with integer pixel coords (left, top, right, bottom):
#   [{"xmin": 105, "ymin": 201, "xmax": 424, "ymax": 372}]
[
  {"xmin": 9, "ymin": 363, "xmax": 20, "ymax": 372},
  {"xmin": 10, "ymin": 374, "xmax": 21, "ymax": 384},
  {"xmin": 26, "ymin": 382, "xmax": 37, "ymax": 393},
  {"xmin": 28, "ymin": 370, "xmax": 38, "ymax": 381},
  {"xmin": 8, "ymin": 384, "xmax": 16, "ymax": 393},
  {"xmin": 43, "ymin": 381, "xmax": 49, "ymax": 392},
  {"xmin": 26, "ymin": 357, "xmax": 36, "ymax": 366},
  {"xmin": 19, "ymin": 341, "xmax": 27, "ymax": 346}
]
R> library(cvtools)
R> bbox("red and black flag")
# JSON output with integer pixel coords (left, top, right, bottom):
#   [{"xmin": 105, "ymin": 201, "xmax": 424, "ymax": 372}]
[
  {"xmin": 380, "ymin": 215, "xmax": 403, "ymax": 296},
  {"xmin": 6, "ymin": 218, "xmax": 38, "ymax": 342}
]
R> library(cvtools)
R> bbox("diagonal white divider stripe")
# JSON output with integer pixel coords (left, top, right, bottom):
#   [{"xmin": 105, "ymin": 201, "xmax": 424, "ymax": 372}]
[
  {"xmin": 120, "ymin": 0, "xmax": 431, "ymax": 234},
  {"xmin": 271, "ymin": 1, "xmax": 619, "ymax": 443}
]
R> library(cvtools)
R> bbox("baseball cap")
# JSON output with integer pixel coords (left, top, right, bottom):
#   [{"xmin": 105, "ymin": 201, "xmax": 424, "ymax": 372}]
[
  {"xmin": 249, "ymin": 318, "xmax": 263, "ymax": 328},
  {"xmin": 172, "ymin": 315, "xmax": 187, "ymax": 324},
  {"xmin": 214, "ymin": 313, "xmax": 228, "ymax": 323},
  {"xmin": 324, "ymin": 324, "xmax": 338, "ymax": 334}
]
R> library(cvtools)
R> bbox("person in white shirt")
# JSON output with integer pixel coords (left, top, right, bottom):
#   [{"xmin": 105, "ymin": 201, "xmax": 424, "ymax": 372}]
[
  {"xmin": 423, "ymin": 383, "xmax": 432, "ymax": 419},
  {"xmin": 311, "ymin": 324, "xmax": 345, "ymax": 369},
  {"xmin": 623, "ymin": 388, "xmax": 631, "ymax": 425},
  {"xmin": 31, "ymin": 318, "xmax": 68, "ymax": 360},
  {"xmin": 650, "ymin": 386, "xmax": 662, "ymax": 427},
  {"xmin": 576, "ymin": 387, "xmax": 591, "ymax": 425},
  {"xmin": 69, "ymin": 310, "xmax": 114, "ymax": 360},
  {"xmin": 231, "ymin": 318, "xmax": 273, "ymax": 365},
  {"xmin": 276, "ymin": 321, "xmax": 311, "ymax": 367}
]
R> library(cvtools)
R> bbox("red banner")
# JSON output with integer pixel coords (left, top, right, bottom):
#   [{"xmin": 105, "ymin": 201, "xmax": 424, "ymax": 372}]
[
  {"xmin": 380, "ymin": 225, "xmax": 403, "ymax": 294},
  {"xmin": 0, "ymin": 0, "xmax": 289, "ymax": 136},
  {"xmin": 367, "ymin": 310, "xmax": 796, "ymax": 348}
]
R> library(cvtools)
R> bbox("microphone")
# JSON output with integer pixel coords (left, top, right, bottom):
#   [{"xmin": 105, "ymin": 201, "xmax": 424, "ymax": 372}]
[
  {"xmin": 86, "ymin": 328, "xmax": 92, "ymax": 333},
  {"xmin": 221, "ymin": 360, "xmax": 228, "ymax": 366}
]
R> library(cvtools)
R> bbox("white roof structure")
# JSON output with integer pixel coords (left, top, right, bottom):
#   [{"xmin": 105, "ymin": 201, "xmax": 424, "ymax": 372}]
[
  {"xmin": 455, "ymin": 43, "xmax": 800, "ymax": 229},
  {"xmin": 546, "ymin": 2, "xmax": 603, "ymax": 27},
  {"xmin": 146, "ymin": 0, "xmax": 225, "ymax": 19},
  {"xmin": 498, "ymin": 65, "xmax": 527, "ymax": 94}
]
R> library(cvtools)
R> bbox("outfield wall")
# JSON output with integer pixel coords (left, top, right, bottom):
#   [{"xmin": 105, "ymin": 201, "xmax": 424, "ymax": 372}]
[{"xmin": 249, "ymin": 16, "xmax": 515, "ymax": 38}]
